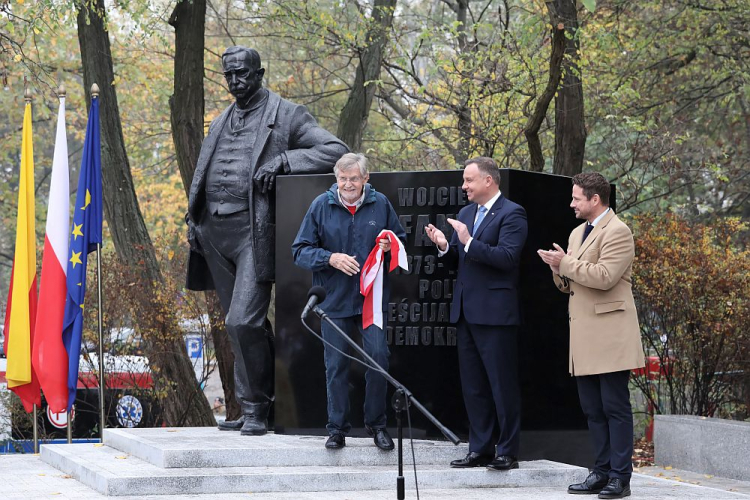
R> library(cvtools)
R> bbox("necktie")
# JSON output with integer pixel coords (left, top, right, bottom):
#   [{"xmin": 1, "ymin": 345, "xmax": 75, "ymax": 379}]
[
  {"xmin": 472, "ymin": 206, "xmax": 488, "ymax": 237},
  {"xmin": 582, "ymin": 223, "xmax": 594, "ymax": 243}
]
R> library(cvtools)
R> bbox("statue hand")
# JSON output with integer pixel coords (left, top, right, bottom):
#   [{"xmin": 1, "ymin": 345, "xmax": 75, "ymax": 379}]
[
  {"xmin": 186, "ymin": 213, "xmax": 203, "ymax": 255},
  {"xmin": 253, "ymin": 156, "xmax": 284, "ymax": 194}
]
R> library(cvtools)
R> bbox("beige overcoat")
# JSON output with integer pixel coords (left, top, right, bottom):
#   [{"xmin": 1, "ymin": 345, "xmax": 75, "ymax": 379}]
[{"xmin": 553, "ymin": 210, "xmax": 645, "ymax": 376}]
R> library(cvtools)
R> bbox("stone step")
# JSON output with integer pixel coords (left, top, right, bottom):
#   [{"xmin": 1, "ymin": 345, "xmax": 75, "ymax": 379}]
[
  {"xmin": 40, "ymin": 440, "xmax": 587, "ymax": 496},
  {"xmin": 100, "ymin": 427, "xmax": 465, "ymax": 468}
]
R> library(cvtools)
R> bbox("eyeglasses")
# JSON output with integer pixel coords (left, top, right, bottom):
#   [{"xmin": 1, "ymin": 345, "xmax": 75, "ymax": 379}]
[{"xmin": 337, "ymin": 176, "xmax": 364, "ymax": 184}]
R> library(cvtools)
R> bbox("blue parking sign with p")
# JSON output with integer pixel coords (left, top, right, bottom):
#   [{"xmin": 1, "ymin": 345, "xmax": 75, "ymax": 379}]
[{"xmin": 186, "ymin": 335, "xmax": 202, "ymax": 359}]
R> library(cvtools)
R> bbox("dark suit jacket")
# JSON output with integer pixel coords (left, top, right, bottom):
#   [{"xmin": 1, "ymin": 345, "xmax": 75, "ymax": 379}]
[
  {"xmin": 186, "ymin": 90, "xmax": 348, "ymax": 289},
  {"xmin": 442, "ymin": 194, "xmax": 528, "ymax": 326}
]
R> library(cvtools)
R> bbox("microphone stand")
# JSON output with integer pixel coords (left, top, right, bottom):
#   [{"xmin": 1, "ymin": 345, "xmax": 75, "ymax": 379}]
[{"xmin": 310, "ymin": 305, "xmax": 461, "ymax": 499}]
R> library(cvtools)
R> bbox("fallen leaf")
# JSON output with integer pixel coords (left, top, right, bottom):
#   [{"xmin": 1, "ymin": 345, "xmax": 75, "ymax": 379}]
[
  {"xmin": 115, "ymin": 455, "xmax": 128, "ymax": 459},
  {"xmin": 664, "ymin": 466, "xmax": 673, "ymax": 470},
  {"xmin": 704, "ymin": 474, "xmax": 714, "ymax": 479},
  {"xmin": 93, "ymin": 443, "xmax": 104, "ymax": 448}
]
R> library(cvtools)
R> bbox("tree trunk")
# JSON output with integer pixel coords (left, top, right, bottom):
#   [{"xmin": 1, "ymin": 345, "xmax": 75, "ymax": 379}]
[
  {"xmin": 168, "ymin": 0, "xmax": 240, "ymax": 422},
  {"xmin": 456, "ymin": 0, "xmax": 472, "ymax": 158},
  {"xmin": 337, "ymin": 0, "xmax": 397, "ymax": 152},
  {"xmin": 76, "ymin": 0, "xmax": 215, "ymax": 426},
  {"xmin": 523, "ymin": 3, "xmax": 567, "ymax": 172},
  {"xmin": 552, "ymin": 0, "xmax": 586, "ymax": 176}
]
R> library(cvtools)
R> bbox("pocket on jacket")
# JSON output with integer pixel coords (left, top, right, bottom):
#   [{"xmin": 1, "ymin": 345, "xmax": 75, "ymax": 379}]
[
  {"xmin": 225, "ymin": 180, "xmax": 249, "ymax": 199},
  {"xmin": 595, "ymin": 301, "xmax": 625, "ymax": 314},
  {"xmin": 487, "ymin": 282, "xmax": 512, "ymax": 290}
]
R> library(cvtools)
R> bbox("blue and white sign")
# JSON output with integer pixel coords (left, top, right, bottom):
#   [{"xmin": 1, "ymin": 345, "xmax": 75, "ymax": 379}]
[
  {"xmin": 116, "ymin": 395, "xmax": 144, "ymax": 428},
  {"xmin": 185, "ymin": 334, "xmax": 204, "ymax": 384}
]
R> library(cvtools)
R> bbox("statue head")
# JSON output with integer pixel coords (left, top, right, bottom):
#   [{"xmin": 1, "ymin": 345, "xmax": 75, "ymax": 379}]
[{"xmin": 222, "ymin": 46, "xmax": 265, "ymax": 106}]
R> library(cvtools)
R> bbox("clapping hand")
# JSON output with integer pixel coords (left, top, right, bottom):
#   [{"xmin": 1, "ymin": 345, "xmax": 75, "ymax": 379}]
[
  {"xmin": 446, "ymin": 218, "xmax": 470, "ymax": 245},
  {"xmin": 537, "ymin": 243, "xmax": 567, "ymax": 274},
  {"xmin": 425, "ymin": 224, "xmax": 448, "ymax": 251}
]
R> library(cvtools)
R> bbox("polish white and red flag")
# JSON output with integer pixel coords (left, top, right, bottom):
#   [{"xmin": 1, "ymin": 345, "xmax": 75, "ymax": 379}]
[
  {"xmin": 360, "ymin": 230, "xmax": 408, "ymax": 329},
  {"xmin": 32, "ymin": 94, "xmax": 70, "ymax": 413}
]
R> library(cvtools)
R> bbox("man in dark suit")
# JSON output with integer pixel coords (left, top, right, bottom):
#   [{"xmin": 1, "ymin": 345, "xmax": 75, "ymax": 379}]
[
  {"xmin": 425, "ymin": 157, "xmax": 528, "ymax": 471},
  {"xmin": 186, "ymin": 46, "xmax": 348, "ymax": 436}
]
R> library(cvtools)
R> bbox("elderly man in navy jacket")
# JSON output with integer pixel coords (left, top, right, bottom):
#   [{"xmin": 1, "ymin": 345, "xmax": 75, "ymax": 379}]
[
  {"xmin": 292, "ymin": 153, "xmax": 406, "ymax": 450},
  {"xmin": 426, "ymin": 157, "xmax": 528, "ymax": 471}
]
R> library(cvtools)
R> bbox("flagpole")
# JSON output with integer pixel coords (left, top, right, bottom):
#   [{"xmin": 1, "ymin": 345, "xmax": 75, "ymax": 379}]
[
  {"xmin": 67, "ymin": 405, "xmax": 73, "ymax": 444},
  {"xmin": 54, "ymin": 82, "xmax": 75, "ymax": 447},
  {"xmin": 23, "ymin": 84, "xmax": 40, "ymax": 455},
  {"xmin": 97, "ymin": 243, "xmax": 104, "ymax": 442},
  {"xmin": 90, "ymin": 83, "xmax": 106, "ymax": 444}
]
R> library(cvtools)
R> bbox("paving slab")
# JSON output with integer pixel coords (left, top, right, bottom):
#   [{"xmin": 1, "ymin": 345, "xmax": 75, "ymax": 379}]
[
  {"xmin": 4, "ymin": 453, "xmax": 750, "ymax": 499},
  {"xmin": 101, "ymin": 427, "xmax": 466, "ymax": 468},
  {"xmin": 639, "ymin": 465, "xmax": 750, "ymax": 496},
  {"xmin": 41, "ymin": 440, "xmax": 585, "ymax": 496}
]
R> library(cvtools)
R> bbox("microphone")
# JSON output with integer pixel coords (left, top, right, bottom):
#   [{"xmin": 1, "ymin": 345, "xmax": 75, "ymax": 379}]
[{"xmin": 301, "ymin": 286, "xmax": 327, "ymax": 319}]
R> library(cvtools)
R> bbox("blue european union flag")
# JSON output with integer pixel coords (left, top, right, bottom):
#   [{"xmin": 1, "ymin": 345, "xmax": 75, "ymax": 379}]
[{"xmin": 62, "ymin": 96, "xmax": 102, "ymax": 411}]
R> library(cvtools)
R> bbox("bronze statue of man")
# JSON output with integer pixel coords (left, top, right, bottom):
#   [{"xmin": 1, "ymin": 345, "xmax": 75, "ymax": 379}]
[{"xmin": 186, "ymin": 46, "xmax": 348, "ymax": 435}]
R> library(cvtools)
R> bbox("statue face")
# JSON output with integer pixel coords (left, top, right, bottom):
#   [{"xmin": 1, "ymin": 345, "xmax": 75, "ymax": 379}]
[{"xmin": 223, "ymin": 51, "xmax": 264, "ymax": 102}]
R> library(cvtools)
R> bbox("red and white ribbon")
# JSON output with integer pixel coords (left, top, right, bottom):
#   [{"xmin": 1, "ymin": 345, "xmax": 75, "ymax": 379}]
[{"xmin": 360, "ymin": 230, "xmax": 408, "ymax": 329}]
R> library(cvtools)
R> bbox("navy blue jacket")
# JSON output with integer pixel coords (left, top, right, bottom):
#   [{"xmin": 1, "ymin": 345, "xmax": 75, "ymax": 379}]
[
  {"xmin": 292, "ymin": 183, "xmax": 407, "ymax": 319},
  {"xmin": 442, "ymin": 195, "xmax": 528, "ymax": 326}
]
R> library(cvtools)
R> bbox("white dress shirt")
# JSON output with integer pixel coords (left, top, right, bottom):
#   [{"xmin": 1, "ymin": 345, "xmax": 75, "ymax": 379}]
[{"xmin": 590, "ymin": 207, "xmax": 610, "ymax": 227}]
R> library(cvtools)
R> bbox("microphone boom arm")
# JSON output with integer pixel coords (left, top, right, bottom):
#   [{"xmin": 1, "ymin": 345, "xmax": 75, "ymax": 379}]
[{"xmin": 312, "ymin": 305, "xmax": 460, "ymax": 445}]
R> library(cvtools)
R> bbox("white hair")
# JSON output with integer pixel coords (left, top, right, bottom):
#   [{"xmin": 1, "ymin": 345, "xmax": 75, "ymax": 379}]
[{"xmin": 333, "ymin": 153, "xmax": 368, "ymax": 178}]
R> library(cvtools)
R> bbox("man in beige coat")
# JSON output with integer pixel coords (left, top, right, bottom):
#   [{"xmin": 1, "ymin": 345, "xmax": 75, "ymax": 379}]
[{"xmin": 538, "ymin": 172, "xmax": 645, "ymax": 500}]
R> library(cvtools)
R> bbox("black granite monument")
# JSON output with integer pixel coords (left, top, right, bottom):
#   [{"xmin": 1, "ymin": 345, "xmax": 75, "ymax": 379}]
[{"xmin": 274, "ymin": 169, "xmax": 616, "ymax": 466}]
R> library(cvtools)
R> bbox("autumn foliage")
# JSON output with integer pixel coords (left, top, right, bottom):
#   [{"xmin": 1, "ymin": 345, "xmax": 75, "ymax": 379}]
[{"xmin": 631, "ymin": 213, "xmax": 750, "ymax": 420}]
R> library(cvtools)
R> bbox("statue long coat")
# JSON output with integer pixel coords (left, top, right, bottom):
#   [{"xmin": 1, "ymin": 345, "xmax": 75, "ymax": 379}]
[{"xmin": 186, "ymin": 90, "xmax": 348, "ymax": 289}]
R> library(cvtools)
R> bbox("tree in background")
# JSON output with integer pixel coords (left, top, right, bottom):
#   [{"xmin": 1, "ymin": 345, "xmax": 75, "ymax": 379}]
[
  {"xmin": 631, "ymin": 214, "xmax": 750, "ymax": 419},
  {"xmin": 336, "ymin": 0, "xmax": 397, "ymax": 152},
  {"xmin": 583, "ymin": 0, "xmax": 749, "ymax": 215}
]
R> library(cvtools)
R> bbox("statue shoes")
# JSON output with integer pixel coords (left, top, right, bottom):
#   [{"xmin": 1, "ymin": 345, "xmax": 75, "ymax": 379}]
[
  {"xmin": 240, "ymin": 416, "xmax": 268, "ymax": 436},
  {"xmin": 217, "ymin": 417, "xmax": 244, "ymax": 431}
]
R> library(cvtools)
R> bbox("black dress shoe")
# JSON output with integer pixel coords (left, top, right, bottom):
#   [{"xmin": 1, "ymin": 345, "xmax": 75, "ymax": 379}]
[
  {"xmin": 568, "ymin": 471, "xmax": 608, "ymax": 494},
  {"xmin": 450, "ymin": 452, "xmax": 494, "ymax": 468},
  {"xmin": 240, "ymin": 417, "xmax": 268, "ymax": 436},
  {"xmin": 366, "ymin": 426, "xmax": 395, "ymax": 451},
  {"xmin": 325, "ymin": 434, "xmax": 346, "ymax": 449},
  {"xmin": 597, "ymin": 478, "xmax": 630, "ymax": 499},
  {"xmin": 217, "ymin": 417, "xmax": 244, "ymax": 431},
  {"xmin": 486, "ymin": 455, "xmax": 519, "ymax": 471}
]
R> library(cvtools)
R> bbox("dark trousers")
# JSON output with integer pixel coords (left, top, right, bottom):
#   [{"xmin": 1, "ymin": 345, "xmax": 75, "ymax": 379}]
[
  {"xmin": 576, "ymin": 370, "xmax": 634, "ymax": 480},
  {"xmin": 457, "ymin": 316, "xmax": 520, "ymax": 456},
  {"xmin": 199, "ymin": 210, "xmax": 274, "ymax": 416},
  {"xmin": 321, "ymin": 316, "xmax": 389, "ymax": 436}
]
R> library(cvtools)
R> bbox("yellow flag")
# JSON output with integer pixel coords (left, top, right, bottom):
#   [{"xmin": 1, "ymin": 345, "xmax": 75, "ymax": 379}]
[{"xmin": 4, "ymin": 101, "xmax": 41, "ymax": 411}]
